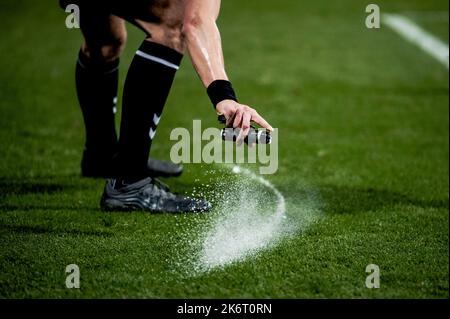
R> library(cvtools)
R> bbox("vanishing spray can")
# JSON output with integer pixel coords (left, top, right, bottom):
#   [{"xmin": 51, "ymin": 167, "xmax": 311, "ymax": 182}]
[{"xmin": 218, "ymin": 115, "xmax": 272, "ymax": 145}]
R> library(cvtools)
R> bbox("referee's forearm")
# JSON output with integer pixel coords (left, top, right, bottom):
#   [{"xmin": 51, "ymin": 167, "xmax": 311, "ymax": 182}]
[{"xmin": 182, "ymin": 19, "xmax": 228, "ymax": 88}]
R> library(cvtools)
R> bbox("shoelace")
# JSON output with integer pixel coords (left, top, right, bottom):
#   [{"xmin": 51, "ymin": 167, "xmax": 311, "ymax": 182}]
[
  {"xmin": 142, "ymin": 178, "xmax": 176, "ymax": 200},
  {"xmin": 151, "ymin": 178, "xmax": 170, "ymax": 192}
]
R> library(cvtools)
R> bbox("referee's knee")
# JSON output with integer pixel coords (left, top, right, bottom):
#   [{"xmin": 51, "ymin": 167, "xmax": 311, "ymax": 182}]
[
  {"xmin": 161, "ymin": 25, "xmax": 185, "ymax": 52},
  {"xmin": 136, "ymin": 18, "xmax": 185, "ymax": 53},
  {"xmin": 82, "ymin": 33, "xmax": 127, "ymax": 63}
]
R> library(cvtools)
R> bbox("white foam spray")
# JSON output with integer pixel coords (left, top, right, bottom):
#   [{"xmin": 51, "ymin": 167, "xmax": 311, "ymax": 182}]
[
  {"xmin": 198, "ymin": 165, "xmax": 286, "ymax": 270},
  {"xmin": 172, "ymin": 164, "xmax": 322, "ymax": 276}
]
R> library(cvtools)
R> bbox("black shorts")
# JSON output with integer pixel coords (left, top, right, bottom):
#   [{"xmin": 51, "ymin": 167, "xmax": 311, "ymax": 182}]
[
  {"xmin": 59, "ymin": 0, "xmax": 80, "ymax": 9},
  {"xmin": 59, "ymin": 0, "xmax": 161, "ymax": 22}
]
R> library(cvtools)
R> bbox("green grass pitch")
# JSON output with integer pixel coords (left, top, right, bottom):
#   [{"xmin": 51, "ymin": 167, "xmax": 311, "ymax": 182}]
[{"xmin": 0, "ymin": 0, "xmax": 448, "ymax": 298}]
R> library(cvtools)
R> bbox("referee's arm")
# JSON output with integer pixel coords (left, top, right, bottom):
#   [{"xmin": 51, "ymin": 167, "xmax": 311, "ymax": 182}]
[{"xmin": 182, "ymin": 0, "xmax": 273, "ymax": 142}]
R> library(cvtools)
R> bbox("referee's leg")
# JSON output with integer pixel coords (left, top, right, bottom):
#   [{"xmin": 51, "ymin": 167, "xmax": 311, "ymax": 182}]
[
  {"xmin": 98, "ymin": 1, "xmax": 211, "ymax": 212},
  {"xmin": 109, "ymin": 1, "xmax": 186, "ymax": 181},
  {"xmin": 74, "ymin": 3, "xmax": 127, "ymax": 177}
]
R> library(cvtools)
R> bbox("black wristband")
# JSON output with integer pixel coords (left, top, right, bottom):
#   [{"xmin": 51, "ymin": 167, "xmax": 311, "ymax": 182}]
[{"xmin": 207, "ymin": 80, "xmax": 238, "ymax": 108}]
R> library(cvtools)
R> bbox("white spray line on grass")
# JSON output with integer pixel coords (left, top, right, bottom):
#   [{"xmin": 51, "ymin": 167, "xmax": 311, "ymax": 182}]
[
  {"xmin": 196, "ymin": 165, "xmax": 287, "ymax": 271},
  {"xmin": 383, "ymin": 13, "xmax": 449, "ymax": 69},
  {"xmin": 233, "ymin": 165, "xmax": 286, "ymax": 220},
  {"xmin": 173, "ymin": 164, "xmax": 323, "ymax": 276}
]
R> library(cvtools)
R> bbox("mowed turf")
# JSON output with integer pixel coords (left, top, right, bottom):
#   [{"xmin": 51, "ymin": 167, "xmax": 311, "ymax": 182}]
[{"xmin": 0, "ymin": 0, "xmax": 448, "ymax": 298}]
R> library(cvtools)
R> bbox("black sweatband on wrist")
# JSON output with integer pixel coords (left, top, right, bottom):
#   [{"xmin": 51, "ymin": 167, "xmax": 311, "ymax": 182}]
[{"xmin": 207, "ymin": 80, "xmax": 238, "ymax": 108}]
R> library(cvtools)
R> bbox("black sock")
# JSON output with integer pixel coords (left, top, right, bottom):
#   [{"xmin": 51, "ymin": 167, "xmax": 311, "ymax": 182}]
[
  {"xmin": 116, "ymin": 41, "xmax": 183, "ymax": 181},
  {"xmin": 76, "ymin": 51, "xmax": 120, "ymax": 158}
]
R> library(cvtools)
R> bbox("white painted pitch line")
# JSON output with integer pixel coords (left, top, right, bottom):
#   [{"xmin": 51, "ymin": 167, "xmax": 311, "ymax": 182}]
[
  {"xmin": 402, "ymin": 11, "xmax": 449, "ymax": 21},
  {"xmin": 383, "ymin": 13, "xmax": 449, "ymax": 69}
]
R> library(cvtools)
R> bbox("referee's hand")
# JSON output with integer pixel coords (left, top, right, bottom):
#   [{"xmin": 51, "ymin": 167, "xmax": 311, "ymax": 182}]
[{"xmin": 216, "ymin": 100, "xmax": 274, "ymax": 144}]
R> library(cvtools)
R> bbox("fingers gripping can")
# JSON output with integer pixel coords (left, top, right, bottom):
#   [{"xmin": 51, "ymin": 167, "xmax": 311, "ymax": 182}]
[{"xmin": 218, "ymin": 115, "xmax": 272, "ymax": 145}]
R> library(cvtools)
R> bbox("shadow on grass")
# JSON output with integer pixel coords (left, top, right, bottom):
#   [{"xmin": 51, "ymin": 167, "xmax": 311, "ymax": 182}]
[
  {"xmin": 0, "ymin": 178, "xmax": 102, "ymax": 212},
  {"xmin": 318, "ymin": 185, "xmax": 449, "ymax": 215},
  {"xmin": 0, "ymin": 224, "xmax": 113, "ymax": 237},
  {"xmin": 0, "ymin": 204, "xmax": 100, "ymax": 212},
  {"xmin": 288, "ymin": 185, "xmax": 448, "ymax": 215},
  {"xmin": 0, "ymin": 180, "xmax": 80, "ymax": 197}
]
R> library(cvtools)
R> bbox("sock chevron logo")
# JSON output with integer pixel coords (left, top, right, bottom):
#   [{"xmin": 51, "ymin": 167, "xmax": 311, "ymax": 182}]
[{"xmin": 149, "ymin": 127, "xmax": 157, "ymax": 140}]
